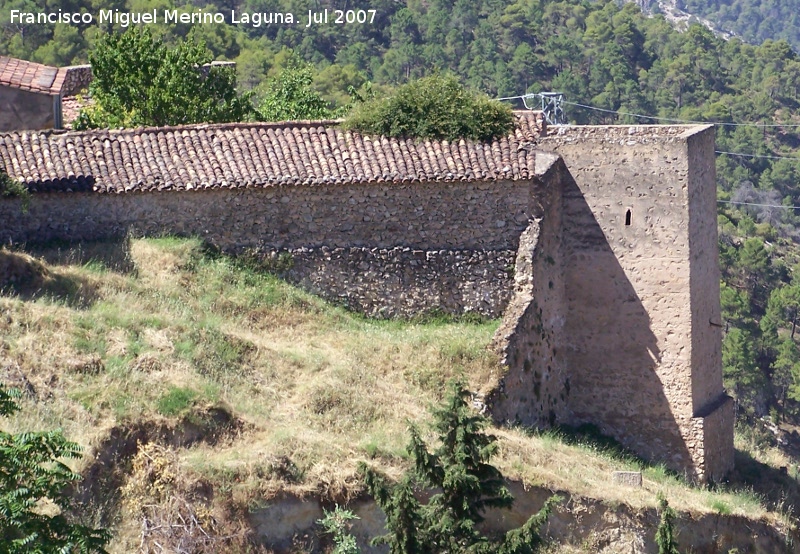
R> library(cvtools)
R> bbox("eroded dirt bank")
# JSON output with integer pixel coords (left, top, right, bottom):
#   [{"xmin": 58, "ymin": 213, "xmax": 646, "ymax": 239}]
[{"xmin": 248, "ymin": 482, "xmax": 795, "ymax": 553}]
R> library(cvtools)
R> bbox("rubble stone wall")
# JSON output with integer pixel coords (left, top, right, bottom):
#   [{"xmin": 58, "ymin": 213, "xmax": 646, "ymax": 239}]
[
  {"xmin": 0, "ymin": 179, "xmax": 539, "ymax": 317},
  {"xmin": 490, "ymin": 154, "xmax": 569, "ymax": 426},
  {"xmin": 269, "ymin": 246, "xmax": 516, "ymax": 318},
  {"xmin": 0, "ymin": 87, "xmax": 54, "ymax": 132},
  {"xmin": 60, "ymin": 65, "xmax": 93, "ymax": 96}
]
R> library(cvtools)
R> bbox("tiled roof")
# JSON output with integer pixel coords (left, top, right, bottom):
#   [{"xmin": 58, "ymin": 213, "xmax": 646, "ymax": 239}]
[
  {"xmin": 0, "ymin": 57, "xmax": 66, "ymax": 95},
  {"xmin": 0, "ymin": 111, "xmax": 545, "ymax": 194}
]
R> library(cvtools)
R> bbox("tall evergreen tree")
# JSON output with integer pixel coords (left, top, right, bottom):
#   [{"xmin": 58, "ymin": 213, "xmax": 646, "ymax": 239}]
[{"xmin": 361, "ymin": 382, "xmax": 559, "ymax": 554}]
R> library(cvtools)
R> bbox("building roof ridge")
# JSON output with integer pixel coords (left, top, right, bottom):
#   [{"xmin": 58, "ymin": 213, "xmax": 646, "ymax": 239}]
[
  {"xmin": 0, "ymin": 111, "xmax": 546, "ymax": 193},
  {"xmin": 31, "ymin": 118, "xmax": 348, "ymax": 139},
  {"xmin": 7, "ymin": 110, "xmax": 539, "ymax": 140}
]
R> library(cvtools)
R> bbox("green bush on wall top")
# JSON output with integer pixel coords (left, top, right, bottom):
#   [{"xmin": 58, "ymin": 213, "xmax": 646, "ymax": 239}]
[
  {"xmin": 343, "ymin": 74, "xmax": 515, "ymax": 142},
  {"xmin": 0, "ymin": 168, "xmax": 30, "ymax": 211}
]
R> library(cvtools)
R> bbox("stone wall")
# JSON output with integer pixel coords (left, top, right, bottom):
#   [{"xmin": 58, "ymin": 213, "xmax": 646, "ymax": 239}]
[
  {"xmin": 686, "ymin": 126, "xmax": 734, "ymax": 481},
  {"xmin": 275, "ymin": 246, "xmax": 515, "ymax": 318},
  {"xmin": 0, "ymin": 123, "xmax": 731, "ymax": 480},
  {"xmin": 490, "ymin": 153, "xmax": 569, "ymax": 426},
  {"xmin": 539, "ymin": 125, "xmax": 732, "ymax": 481},
  {"xmin": 199, "ymin": 61, "xmax": 237, "ymax": 77},
  {"xmin": 60, "ymin": 65, "xmax": 93, "ymax": 96},
  {"xmin": 0, "ymin": 178, "xmax": 541, "ymax": 317},
  {"xmin": 0, "ymin": 87, "xmax": 55, "ymax": 132},
  {"xmin": 0, "ymin": 180, "xmax": 534, "ymax": 250},
  {"xmin": 689, "ymin": 396, "xmax": 735, "ymax": 483}
]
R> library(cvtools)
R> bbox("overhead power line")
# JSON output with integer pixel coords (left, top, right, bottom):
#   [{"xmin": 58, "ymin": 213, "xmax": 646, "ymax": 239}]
[
  {"xmin": 496, "ymin": 95, "xmax": 800, "ymax": 210},
  {"xmin": 718, "ymin": 200, "xmax": 800, "ymax": 209},
  {"xmin": 715, "ymin": 150, "xmax": 800, "ymax": 161},
  {"xmin": 496, "ymin": 93, "xmax": 800, "ymax": 128},
  {"xmin": 562, "ymin": 100, "xmax": 800, "ymax": 128},
  {"xmin": 498, "ymin": 94, "xmax": 800, "ymax": 162}
]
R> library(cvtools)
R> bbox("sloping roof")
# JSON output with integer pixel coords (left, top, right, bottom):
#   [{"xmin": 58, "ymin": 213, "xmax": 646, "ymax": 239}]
[
  {"xmin": 0, "ymin": 57, "xmax": 66, "ymax": 95},
  {"xmin": 0, "ymin": 112, "xmax": 545, "ymax": 194}
]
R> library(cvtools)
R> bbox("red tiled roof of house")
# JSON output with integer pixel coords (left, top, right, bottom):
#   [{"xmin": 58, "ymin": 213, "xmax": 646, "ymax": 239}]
[
  {"xmin": 0, "ymin": 57, "xmax": 67, "ymax": 95},
  {"xmin": 0, "ymin": 111, "xmax": 545, "ymax": 194}
]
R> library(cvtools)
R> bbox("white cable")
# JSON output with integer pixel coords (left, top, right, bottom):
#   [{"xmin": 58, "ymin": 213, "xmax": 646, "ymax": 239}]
[
  {"xmin": 718, "ymin": 200, "xmax": 800, "ymax": 209},
  {"xmin": 496, "ymin": 93, "xmax": 800, "ymax": 128}
]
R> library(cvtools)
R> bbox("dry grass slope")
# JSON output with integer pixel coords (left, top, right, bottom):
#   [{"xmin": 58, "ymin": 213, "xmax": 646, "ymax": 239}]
[{"xmin": 0, "ymin": 237, "xmax": 795, "ymax": 552}]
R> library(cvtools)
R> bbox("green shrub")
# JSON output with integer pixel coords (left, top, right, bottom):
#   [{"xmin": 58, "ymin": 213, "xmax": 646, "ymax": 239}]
[
  {"xmin": 0, "ymin": 168, "xmax": 30, "ymax": 212},
  {"xmin": 343, "ymin": 74, "xmax": 515, "ymax": 142},
  {"xmin": 710, "ymin": 499, "xmax": 731, "ymax": 515},
  {"xmin": 655, "ymin": 493, "xmax": 680, "ymax": 554},
  {"xmin": 318, "ymin": 506, "xmax": 361, "ymax": 554},
  {"xmin": 0, "ymin": 384, "xmax": 110, "ymax": 553},
  {"xmin": 157, "ymin": 387, "xmax": 198, "ymax": 416}
]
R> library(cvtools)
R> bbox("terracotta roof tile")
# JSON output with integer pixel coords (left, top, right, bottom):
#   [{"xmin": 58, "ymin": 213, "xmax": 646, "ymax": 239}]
[
  {"xmin": 0, "ymin": 111, "xmax": 545, "ymax": 194},
  {"xmin": 0, "ymin": 56, "xmax": 68, "ymax": 95}
]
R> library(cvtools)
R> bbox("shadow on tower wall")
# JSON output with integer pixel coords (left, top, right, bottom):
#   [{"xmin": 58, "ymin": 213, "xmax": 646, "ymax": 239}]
[{"xmin": 560, "ymin": 171, "xmax": 694, "ymax": 473}]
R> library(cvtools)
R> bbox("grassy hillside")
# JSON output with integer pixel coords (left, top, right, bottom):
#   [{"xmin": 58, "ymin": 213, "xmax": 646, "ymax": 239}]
[{"xmin": 0, "ymin": 237, "xmax": 796, "ymax": 551}]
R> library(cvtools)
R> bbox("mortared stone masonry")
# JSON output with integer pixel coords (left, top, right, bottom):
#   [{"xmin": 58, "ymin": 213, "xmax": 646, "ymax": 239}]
[{"xmin": 0, "ymin": 114, "xmax": 733, "ymax": 482}]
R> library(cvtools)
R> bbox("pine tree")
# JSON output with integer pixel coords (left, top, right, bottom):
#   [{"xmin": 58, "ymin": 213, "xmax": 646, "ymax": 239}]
[{"xmin": 361, "ymin": 381, "xmax": 559, "ymax": 554}]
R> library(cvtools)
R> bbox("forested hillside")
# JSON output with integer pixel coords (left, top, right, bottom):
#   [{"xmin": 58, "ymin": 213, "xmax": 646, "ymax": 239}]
[
  {"xmin": 5, "ymin": 0, "xmax": 800, "ymax": 429},
  {"xmin": 677, "ymin": 0, "xmax": 800, "ymax": 52}
]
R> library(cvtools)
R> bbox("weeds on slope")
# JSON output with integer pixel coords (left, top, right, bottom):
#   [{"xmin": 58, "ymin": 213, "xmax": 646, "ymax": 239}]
[
  {"xmin": 0, "ymin": 236, "xmax": 792, "ymax": 552},
  {"xmin": 0, "ymin": 236, "xmax": 501, "ymax": 495}
]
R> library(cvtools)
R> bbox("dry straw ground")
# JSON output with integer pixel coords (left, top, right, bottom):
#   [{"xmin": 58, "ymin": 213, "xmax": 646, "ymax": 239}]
[{"xmin": 0, "ymin": 237, "xmax": 795, "ymax": 551}]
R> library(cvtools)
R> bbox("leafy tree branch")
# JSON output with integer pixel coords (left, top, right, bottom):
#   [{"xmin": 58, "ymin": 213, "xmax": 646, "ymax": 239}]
[{"xmin": 0, "ymin": 384, "xmax": 110, "ymax": 554}]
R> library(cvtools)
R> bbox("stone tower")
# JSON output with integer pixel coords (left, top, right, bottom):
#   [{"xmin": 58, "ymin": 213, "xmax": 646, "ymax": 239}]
[{"xmin": 493, "ymin": 124, "xmax": 734, "ymax": 482}]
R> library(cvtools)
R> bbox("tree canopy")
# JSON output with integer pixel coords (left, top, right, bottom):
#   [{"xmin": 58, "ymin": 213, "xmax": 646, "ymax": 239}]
[
  {"xmin": 76, "ymin": 28, "xmax": 254, "ymax": 129},
  {"xmin": 257, "ymin": 57, "xmax": 335, "ymax": 122}
]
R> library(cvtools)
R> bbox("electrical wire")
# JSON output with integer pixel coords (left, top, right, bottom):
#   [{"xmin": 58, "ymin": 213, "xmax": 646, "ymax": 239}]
[
  {"xmin": 563, "ymin": 100, "xmax": 800, "ymax": 127},
  {"xmin": 496, "ymin": 93, "xmax": 800, "ymax": 128},
  {"xmin": 718, "ymin": 200, "xmax": 800, "ymax": 209},
  {"xmin": 498, "ymin": 94, "xmax": 800, "ymax": 206},
  {"xmin": 716, "ymin": 151, "xmax": 800, "ymax": 160},
  {"xmin": 499, "ymin": 95, "xmax": 800, "ymax": 162}
]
